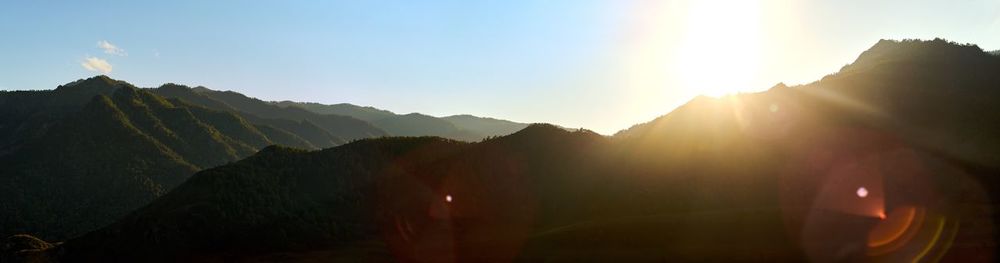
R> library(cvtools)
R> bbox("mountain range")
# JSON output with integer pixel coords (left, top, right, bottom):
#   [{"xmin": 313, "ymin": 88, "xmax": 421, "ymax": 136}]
[
  {"xmin": 3, "ymin": 38, "xmax": 1000, "ymax": 262},
  {"xmin": 272, "ymin": 101, "xmax": 528, "ymax": 141},
  {"xmin": 0, "ymin": 76, "xmax": 529, "ymax": 242}
]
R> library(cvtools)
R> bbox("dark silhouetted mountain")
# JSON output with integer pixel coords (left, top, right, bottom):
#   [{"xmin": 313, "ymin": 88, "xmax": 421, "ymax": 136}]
[
  {"xmin": 275, "ymin": 101, "xmax": 529, "ymax": 141},
  {"xmin": 10, "ymin": 39, "xmax": 1000, "ymax": 262},
  {"xmin": 60, "ymin": 138, "xmax": 469, "ymax": 262},
  {"xmin": 812, "ymin": 38, "xmax": 1000, "ymax": 169}
]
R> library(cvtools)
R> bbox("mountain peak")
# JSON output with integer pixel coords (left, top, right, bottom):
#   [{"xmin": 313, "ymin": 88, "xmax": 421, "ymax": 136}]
[
  {"xmin": 157, "ymin": 83, "xmax": 192, "ymax": 91},
  {"xmin": 47, "ymin": 75, "xmax": 127, "ymax": 107},
  {"xmin": 769, "ymin": 82, "xmax": 789, "ymax": 91},
  {"xmin": 254, "ymin": 144, "xmax": 304, "ymax": 157},
  {"xmin": 507, "ymin": 123, "xmax": 568, "ymax": 138},
  {"xmin": 57, "ymin": 75, "xmax": 122, "ymax": 90},
  {"xmin": 841, "ymin": 38, "xmax": 987, "ymax": 74}
]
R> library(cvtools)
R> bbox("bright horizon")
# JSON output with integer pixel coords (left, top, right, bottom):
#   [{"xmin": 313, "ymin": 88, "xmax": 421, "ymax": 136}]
[{"xmin": 2, "ymin": 0, "xmax": 999, "ymax": 134}]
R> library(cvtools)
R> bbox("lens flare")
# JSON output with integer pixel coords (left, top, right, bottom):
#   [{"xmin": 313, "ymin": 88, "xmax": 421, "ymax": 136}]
[
  {"xmin": 868, "ymin": 206, "xmax": 920, "ymax": 248},
  {"xmin": 856, "ymin": 187, "xmax": 868, "ymax": 198}
]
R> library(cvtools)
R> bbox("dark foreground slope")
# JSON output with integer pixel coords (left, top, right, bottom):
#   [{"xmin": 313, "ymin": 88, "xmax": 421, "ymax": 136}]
[
  {"xmin": 61, "ymin": 137, "xmax": 469, "ymax": 262},
  {"xmin": 40, "ymin": 125, "xmax": 607, "ymax": 263},
  {"xmin": 8, "ymin": 39, "xmax": 1000, "ymax": 262}
]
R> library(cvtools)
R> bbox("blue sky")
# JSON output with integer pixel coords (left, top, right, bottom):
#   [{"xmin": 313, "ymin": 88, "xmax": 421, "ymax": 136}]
[{"xmin": 2, "ymin": 0, "xmax": 998, "ymax": 134}]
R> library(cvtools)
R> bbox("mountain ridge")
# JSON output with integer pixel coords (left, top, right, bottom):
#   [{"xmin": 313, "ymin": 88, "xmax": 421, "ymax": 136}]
[{"xmin": 273, "ymin": 101, "xmax": 530, "ymax": 141}]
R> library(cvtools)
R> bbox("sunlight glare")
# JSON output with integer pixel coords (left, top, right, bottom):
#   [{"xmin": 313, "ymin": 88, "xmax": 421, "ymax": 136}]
[{"xmin": 676, "ymin": 0, "xmax": 762, "ymax": 97}]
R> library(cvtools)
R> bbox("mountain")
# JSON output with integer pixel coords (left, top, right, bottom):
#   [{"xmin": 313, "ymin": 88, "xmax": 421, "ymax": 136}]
[
  {"xmin": 184, "ymin": 88, "xmax": 387, "ymax": 141},
  {"xmin": 0, "ymin": 76, "xmax": 533, "ymax": 243},
  {"xmin": 370, "ymin": 113, "xmax": 480, "ymax": 140},
  {"xmin": 0, "ymin": 76, "xmax": 121, "ymax": 156},
  {"xmin": 273, "ymin": 101, "xmax": 396, "ymax": 121},
  {"xmin": 38, "ymin": 126, "xmax": 607, "ymax": 262},
  {"xmin": 7, "ymin": 39, "xmax": 1000, "ymax": 262},
  {"xmin": 59, "ymin": 138, "xmax": 470, "ymax": 262},
  {"xmin": 275, "ymin": 101, "xmax": 529, "ymax": 141},
  {"xmin": 441, "ymin": 114, "xmax": 528, "ymax": 138},
  {"xmin": 0, "ymin": 77, "xmax": 350, "ymax": 241},
  {"xmin": 150, "ymin": 85, "xmax": 378, "ymax": 148}
]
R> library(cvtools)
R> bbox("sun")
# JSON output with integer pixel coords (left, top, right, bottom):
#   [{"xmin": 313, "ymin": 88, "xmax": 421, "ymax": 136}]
[{"xmin": 675, "ymin": 0, "xmax": 763, "ymax": 97}]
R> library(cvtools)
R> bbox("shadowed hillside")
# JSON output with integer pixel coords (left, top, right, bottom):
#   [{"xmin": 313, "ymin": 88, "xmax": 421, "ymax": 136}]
[{"xmin": 60, "ymin": 138, "xmax": 469, "ymax": 262}]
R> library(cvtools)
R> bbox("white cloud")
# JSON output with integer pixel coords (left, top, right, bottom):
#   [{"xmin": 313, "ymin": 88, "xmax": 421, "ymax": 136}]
[
  {"xmin": 81, "ymin": 56, "xmax": 113, "ymax": 74},
  {"xmin": 97, "ymin": 40, "xmax": 126, "ymax": 56}
]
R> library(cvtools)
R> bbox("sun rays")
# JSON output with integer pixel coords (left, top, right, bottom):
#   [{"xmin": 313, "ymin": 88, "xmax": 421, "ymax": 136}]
[{"xmin": 676, "ymin": 0, "xmax": 763, "ymax": 97}]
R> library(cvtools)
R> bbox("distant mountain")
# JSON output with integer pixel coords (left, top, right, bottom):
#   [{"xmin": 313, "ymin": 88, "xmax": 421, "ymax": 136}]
[
  {"xmin": 274, "ymin": 101, "xmax": 529, "ymax": 141},
  {"xmin": 151, "ymin": 85, "xmax": 386, "ymax": 147},
  {"xmin": 368, "ymin": 113, "xmax": 478, "ymax": 140},
  {"xmin": 8, "ymin": 39, "xmax": 1000, "ymax": 262},
  {"xmin": 442, "ymin": 114, "xmax": 529, "ymax": 139},
  {"xmin": 273, "ymin": 101, "xmax": 395, "ymax": 121}
]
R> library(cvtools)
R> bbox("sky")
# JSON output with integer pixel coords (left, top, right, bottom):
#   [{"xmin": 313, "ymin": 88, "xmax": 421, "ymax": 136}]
[{"xmin": 1, "ymin": 0, "xmax": 999, "ymax": 134}]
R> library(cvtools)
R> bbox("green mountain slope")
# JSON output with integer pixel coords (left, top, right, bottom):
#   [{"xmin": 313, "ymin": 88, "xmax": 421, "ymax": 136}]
[
  {"xmin": 0, "ymin": 76, "xmax": 121, "ymax": 156},
  {"xmin": 0, "ymin": 78, "xmax": 330, "ymax": 241},
  {"xmin": 150, "ymin": 85, "xmax": 346, "ymax": 148},
  {"xmin": 0, "ymin": 92, "xmax": 200, "ymax": 240}
]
